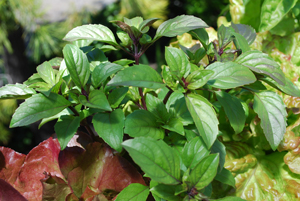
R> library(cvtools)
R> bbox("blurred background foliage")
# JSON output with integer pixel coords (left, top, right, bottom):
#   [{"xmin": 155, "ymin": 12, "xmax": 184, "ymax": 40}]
[{"xmin": 1, "ymin": 0, "xmax": 299, "ymax": 153}]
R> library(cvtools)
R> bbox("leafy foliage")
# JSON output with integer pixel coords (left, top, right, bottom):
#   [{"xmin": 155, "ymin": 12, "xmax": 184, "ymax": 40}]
[{"xmin": 0, "ymin": 12, "xmax": 299, "ymax": 200}]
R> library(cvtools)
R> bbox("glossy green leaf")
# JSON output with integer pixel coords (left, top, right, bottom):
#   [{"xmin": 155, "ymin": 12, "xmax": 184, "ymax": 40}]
[
  {"xmin": 146, "ymin": 93, "xmax": 170, "ymax": 123},
  {"xmin": 63, "ymin": 24, "xmax": 118, "ymax": 46},
  {"xmin": 162, "ymin": 118, "xmax": 185, "ymax": 136},
  {"xmin": 253, "ymin": 91, "xmax": 287, "ymax": 150},
  {"xmin": 63, "ymin": 44, "xmax": 90, "ymax": 89},
  {"xmin": 54, "ymin": 115, "xmax": 80, "ymax": 150},
  {"xmin": 247, "ymin": 50, "xmax": 276, "ymax": 73},
  {"xmin": 154, "ymin": 15, "xmax": 209, "ymax": 39},
  {"xmin": 165, "ymin": 47, "xmax": 191, "ymax": 79},
  {"xmin": 185, "ymin": 154, "xmax": 219, "ymax": 190},
  {"xmin": 108, "ymin": 64, "xmax": 165, "ymax": 89},
  {"xmin": 189, "ymin": 28, "xmax": 209, "ymax": 50},
  {"xmin": 206, "ymin": 61, "xmax": 256, "ymax": 89},
  {"xmin": 39, "ymin": 108, "xmax": 73, "ymax": 129},
  {"xmin": 150, "ymin": 184, "xmax": 181, "ymax": 201},
  {"xmin": 10, "ymin": 93, "xmax": 71, "ymax": 127},
  {"xmin": 186, "ymin": 69, "xmax": 214, "ymax": 90},
  {"xmin": 91, "ymin": 62, "xmax": 123, "ymax": 88},
  {"xmin": 233, "ymin": 32, "xmax": 251, "ymax": 52},
  {"xmin": 108, "ymin": 87, "xmax": 129, "ymax": 108},
  {"xmin": 185, "ymin": 93, "xmax": 219, "ymax": 148},
  {"xmin": 211, "ymin": 139, "xmax": 226, "ymax": 172},
  {"xmin": 79, "ymin": 90, "xmax": 111, "ymax": 111},
  {"xmin": 259, "ymin": 0, "xmax": 297, "ymax": 32},
  {"xmin": 216, "ymin": 197, "xmax": 246, "ymax": 201},
  {"xmin": 218, "ymin": 25, "xmax": 235, "ymax": 48},
  {"xmin": 215, "ymin": 91, "xmax": 246, "ymax": 134},
  {"xmin": 182, "ymin": 136, "xmax": 209, "ymax": 169},
  {"xmin": 214, "ymin": 168, "xmax": 235, "ymax": 188},
  {"xmin": 124, "ymin": 110, "xmax": 164, "ymax": 139},
  {"xmin": 262, "ymin": 77, "xmax": 300, "ymax": 97},
  {"xmin": 122, "ymin": 137, "xmax": 181, "ymax": 185},
  {"xmin": 0, "ymin": 83, "xmax": 36, "ymax": 99},
  {"xmin": 166, "ymin": 92, "xmax": 193, "ymax": 126},
  {"xmin": 92, "ymin": 109, "xmax": 124, "ymax": 152},
  {"xmin": 115, "ymin": 183, "xmax": 149, "ymax": 201},
  {"xmin": 36, "ymin": 61, "xmax": 56, "ymax": 86},
  {"xmin": 231, "ymin": 23, "xmax": 256, "ymax": 45}
]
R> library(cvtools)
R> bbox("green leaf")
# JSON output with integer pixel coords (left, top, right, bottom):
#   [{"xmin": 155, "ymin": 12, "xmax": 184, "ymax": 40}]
[
  {"xmin": 36, "ymin": 61, "xmax": 56, "ymax": 86},
  {"xmin": 214, "ymin": 168, "xmax": 235, "ymax": 188},
  {"xmin": 54, "ymin": 115, "xmax": 80, "ymax": 150},
  {"xmin": 215, "ymin": 91, "xmax": 246, "ymax": 134},
  {"xmin": 211, "ymin": 139, "xmax": 226, "ymax": 172},
  {"xmin": 216, "ymin": 197, "xmax": 246, "ymax": 201},
  {"xmin": 108, "ymin": 87, "xmax": 129, "ymax": 108},
  {"xmin": 233, "ymin": 32, "xmax": 250, "ymax": 52},
  {"xmin": 63, "ymin": 24, "xmax": 118, "ymax": 46},
  {"xmin": 262, "ymin": 77, "xmax": 300, "ymax": 97},
  {"xmin": 259, "ymin": 0, "xmax": 297, "ymax": 32},
  {"xmin": 39, "ymin": 108, "xmax": 73, "ymax": 129},
  {"xmin": 139, "ymin": 18, "xmax": 160, "ymax": 32},
  {"xmin": 0, "ymin": 83, "xmax": 36, "ymax": 99},
  {"xmin": 63, "ymin": 44, "xmax": 90, "ymax": 89},
  {"xmin": 150, "ymin": 184, "xmax": 181, "ymax": 201},
  {"xmin": 108, "ymin": 64, "xmax": 165, "ymax": 89},
  {"xmin": 185, "ymin": 94, "xmax": 219, "ymax": 148},
  {"xmin": 182, "ymin": 136, "xmax": 209, "ymax": 169},
  {"xmin": 253, "ymin": 91, "xmax": 287, "ymax": 150},
  {"xmin": 10, "ymin": 93, "xmax": 71, "ymax": 127},
  {"xmin": 92, "ymin": 109, "xmax": 124, "ymax": 152},
  {"xmin": 185, "ymin": 154, "xmax": 219, "ymax": 190},
  {"xmin": 91, "ymin": 62, "xmax": 124, "ymax": 88},
  {"xmin": 154, "ymin": 15, "xmax": 209, "ymax": 39},
  {"xmin": 165, "ymin": 47, "xmax": 191, "ymax": 79},
  {"xmin": 166, "ymin": 92, "xmax": 193, "ymax": 126},
  {"xmin": 231, "ymin": 23, "xmax": 256, "ymax": 45},
  {"xmin": 115, "ymin": 183, "xmax": 149, "ymax": 201},
  {"xmin": 217, "ymin": 25, "xmax": 235, "ymax": 48},
  {"xmin": 124, "ymin": 110, "xmax": 164, "ymax": 139},
  {"xmin": 186, "ymin": 69, "xmax": 214, "ymax": 90},
  {"xmin": 79, "ymin": 90, "xmax": 111, "ymax": 111},
  {"xmin": 146, "ymin": 93, "xmax": 170, "ymax": 123},
  {"xmin": 162, "ymin": 118, "xmax": 185, "ymax": 136},
  {"xmin": 206, "ymin": 61, "xmax": 256, "ymax": 89},
  {"xmin": 189, "ymin": 28, "xmax": 209, "ymax": 50},
  {"xmin": 122, "ymin": 137, "xmax": 181, "ymax": 185}
]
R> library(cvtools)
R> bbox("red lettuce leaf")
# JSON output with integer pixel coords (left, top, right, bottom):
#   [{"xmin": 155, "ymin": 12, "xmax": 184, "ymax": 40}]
[{"xmin": 0, "ymin": 178, "xmax": 27, "ymax": 201}]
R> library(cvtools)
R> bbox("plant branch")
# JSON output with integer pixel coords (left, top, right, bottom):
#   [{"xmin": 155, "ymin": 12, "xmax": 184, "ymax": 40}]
[
  {"xmin": 163, "ymin": 87, "xmax": 174, "ymax": 104},
  {"xmin": 139, "ymin": 87, "xmax": 147, "ymax": 110}
]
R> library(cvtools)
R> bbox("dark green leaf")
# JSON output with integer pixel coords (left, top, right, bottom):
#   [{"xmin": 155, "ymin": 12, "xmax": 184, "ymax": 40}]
[
  {"xmin": 108, "ymin": 87, "xmax": 129, "ymax": 108},
  {"xmin": 92, "ymin": 109, "xmax": 124, "ymax": 152},
  {"xmin": 108, "ymin": 64, "xmax": 165, "ymax": 89},
  {"xmin": 115, "ymin": 183, "xmax": 149, "ymax": 201},
  {"xmin": 262, "ymin": 77, "xmax": 300, "ymax": 97},
  {"xmin": 211, "ymin": 139, "xmax": 226, "ymax": 172},
  {"xmin": 63, "ymin": 44, "xmax": 90, "ymax": 89},
  {"xmin": 189, "ymin": 28, "xmax": 209, "ymax": 50},
  {"xmin": 206, "ymin": 61, "xmax": 256, "ymax": 89},
  {"xmin": 124, "ymin": 110, "xmax": 164, "ymax": 139},
  {"xmin": 10, "ymin": 93, "xmax": 71, "ymax": 127},
  {"xmin": 231, "ymin": 23, "xmax": 256, "ymax": 45},
  {"xmin": 214, "ymin": 168, "xmax": 235, "ymax": 188},
  {"xmin": 259, "ymin": 0, "xmax": 297, "ymax": 32},
  {"xmin": 165, "ymin": 47, "xmax": 191, "ymax": 79},
  {"xmin": 0, "ymin": 83, "xmax": 36, "ymax": 99},
  {"xmin": 166, "ymin": 92, "xmax": 193, "ymax": 126},
  {"xmin": 162, "ymin": 118, "xmax": 185, "ymax": 136},
  {"xmin": 154, "ymin": 15, "xmax": 209, "ymax": 39},
  {"xmin": 146, "ymin": 93, "xmax": 170, "ymax": 123},
  {"xmin": 122, "ymin": 137, "xmax": 181, "ymax": 185},
  {"xmin": 186, "ymin": 69, "xmax": 214, "ymax": 90},
  {"xmin": 79, "ymin": 90, "xmax": 111, "ymax": 111},
  {"xmin": 215, "ymin": 91, "xmax": 246, "ymax": 134},
  {"xmin": 36, "ymin": 61, "xmax": 56, "ymax": 86},
  {"xmin": 182, "ymin": 137, "xmax": 209, "ymax": 169},
  {"xmin": 253, "ymin": 91, "xmax": 287, "ymax": 150},
  {"xmin": 185, "ymin": 154, "xmax": 219, "ymax": 190},
  {"xmin": 91, "ymin": 62, "xmax": 124, "ymax": 88},
  {"xmin": 185, "ymin": 93, "xmax": 219, "ymax": 148},
  {"xmin": 63, "ymin": 24, "xmax": 118, "ymax": 46},
  {"xmin": 54, "ymin": 115, "xmax": 80, "ymax": 150}
]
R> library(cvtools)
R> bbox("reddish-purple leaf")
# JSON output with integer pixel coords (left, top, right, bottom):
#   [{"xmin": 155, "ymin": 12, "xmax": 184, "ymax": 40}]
[{"xmin": 0, "ymin": 179, "xmax": 27, "ymax": 201}]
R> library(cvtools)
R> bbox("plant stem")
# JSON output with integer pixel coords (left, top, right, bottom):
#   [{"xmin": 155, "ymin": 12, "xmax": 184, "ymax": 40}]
[{"xmin": 163, "ymin": 87, "xmax": 174, "ymax": 104}]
